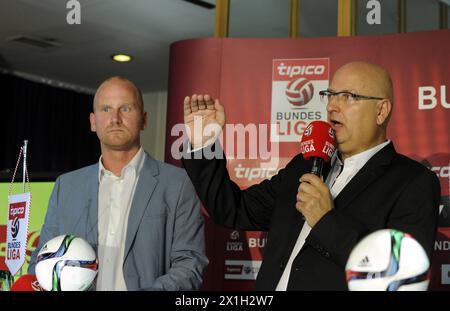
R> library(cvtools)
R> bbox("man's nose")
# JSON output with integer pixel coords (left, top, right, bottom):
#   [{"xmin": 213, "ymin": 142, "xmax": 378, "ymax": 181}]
[
  {"xmin": 111, "ymin": 109, "xmax": 122, "ymax": 124},
  {"xmin": 326, "ymin": 95, "xmax": 340, "ymax": 113}
]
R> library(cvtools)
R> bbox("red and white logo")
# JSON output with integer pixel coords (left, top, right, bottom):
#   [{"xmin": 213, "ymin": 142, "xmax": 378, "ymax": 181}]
[
  {"xmin": 224, "ymin": 260, "xmax": 262, "ymax": 280},
  {"xmin": 303, "ymin": 124, "xmax": 313, "ymax": 137},
  {"xmin": 6, "ymin": 193, "xmax": 31, "ymax": 276},
  {"xmin": 285, "ymin": 77, "xmax": 314, "ymax": 107},
  {"xmin": 329, "ymin": 127, "xmax": 335, "ymax": 139},
  {"xmin": 271, "ymin": 58, "xmax": 330, "ymax": 142}
]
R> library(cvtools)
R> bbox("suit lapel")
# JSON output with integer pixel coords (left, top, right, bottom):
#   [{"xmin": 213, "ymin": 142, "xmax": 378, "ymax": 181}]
[
  {"xmin": 284, "ymin": 157, "xmax": 332, "ymax": 241},
  {"xmin": 333, "ymin": 142, "xmax": 396, "ymax": 210},
  {"xmin": 124, "ymin": 153, "xmax": 159, "ymax": 260},
  {"xmin": 86, "ymin": 164, "xmax": 99, "ymax": 246},
  {"xmin": 279, "ymin": 157, "xmax": 316, "ymax": 262}
]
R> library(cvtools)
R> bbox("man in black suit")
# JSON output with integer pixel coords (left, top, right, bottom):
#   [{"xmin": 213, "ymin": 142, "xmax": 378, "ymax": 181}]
[{"xmin": 181, "ymin": 61, "xmax": 440, "ymax": 290}]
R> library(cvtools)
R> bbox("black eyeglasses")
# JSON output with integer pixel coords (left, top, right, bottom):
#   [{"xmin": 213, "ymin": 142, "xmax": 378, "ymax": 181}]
[{"xmin": 318, "ymin": 90, "xmax": 385, "ymax": 105}]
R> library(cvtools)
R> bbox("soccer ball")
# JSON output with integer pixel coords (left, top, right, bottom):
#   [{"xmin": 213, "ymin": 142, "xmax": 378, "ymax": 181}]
[
  {"xmin": 285, "ymin": 77, "xmax": 314, "ymax": 107},
  {"xmin": 345, "ymin": 229, "xmax": 430, "ymax": 291},
  {"xmin": 35, "ymin": 235, "xmax": 98, "ymax": 291}
]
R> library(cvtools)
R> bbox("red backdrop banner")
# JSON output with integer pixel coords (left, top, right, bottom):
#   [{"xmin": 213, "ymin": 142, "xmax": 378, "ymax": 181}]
[{"xmin": 166, "ymin": 30, "xmax": 450, "ymax": 290}]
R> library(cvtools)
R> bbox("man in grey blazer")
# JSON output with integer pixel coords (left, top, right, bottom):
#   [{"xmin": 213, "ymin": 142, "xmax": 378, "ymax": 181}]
[{"xmin": 28, "ymin": 76, "xmax": 208, "ymax": 290}]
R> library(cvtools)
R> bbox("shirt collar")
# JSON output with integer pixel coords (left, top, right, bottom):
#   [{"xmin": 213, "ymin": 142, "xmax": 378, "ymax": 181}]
[
  {"xmin": 98, "ymin": 147, "xmax": 145, "ymax": 182},
  {"xmin": 331, "ymin": 140, "xmax": 391, "ymax": 171}
]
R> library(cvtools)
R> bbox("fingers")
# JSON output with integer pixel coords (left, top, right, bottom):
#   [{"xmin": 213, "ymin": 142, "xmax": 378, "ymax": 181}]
[
  {"xmin": 296, "ymin": 180, "xmax": 315, "ymax": 215},
  {"xmin": 205, "ymin": 95, "xmax": 215, "ymax": 110},
  {"xmin": 185, "ymin": 94, "xmax": 218, "ymax": 113},
  {"xmin": 299, "ymin": 173, "xmax": 327, "ymax": 192},
  {"xmin": 215, "ymin": 98, "xmax": 224, "ymax": 111},
  {"xmin": 197, "ymin": 94, "xmax": 206, "ymax": 109},
  {"xmin": 296, "ymin": 175, "xmax": 322, "ymax": 212},
  {"xmin": 296, "ymin": 200, "xmax": 307, "ymax": 214},
  {"xmin": 184, "ymin": 96, "xmax": 191, "ymax": 116},
  {"xmin": 299, "ymin": 173, "xmax": 322, "ymax": 185},
  {"xmin": 297, "ymin": 179, "xmax": 319, "ymax": 199},
  {"xmin": 190, "ymin": 94, "xmax": 199, "ymax": 112},
  {"xmin": 298, "ymin": 179, "xmax": 315, "ymax": 193}
]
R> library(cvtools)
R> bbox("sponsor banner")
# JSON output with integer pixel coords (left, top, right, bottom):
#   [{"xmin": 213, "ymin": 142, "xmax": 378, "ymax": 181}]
[
  {"xmin": 271, "ymin": 58, "xmax": 329, "ymax": 142},
  {"xmin": 5, "ymin": 193, "xmax": 31, "ymax": 276},
  {"xmin": 225, "ymin": 230, "xmax": 245, "ymax": 253},
  {"xmin": 227, "ymin": 158, "xmax": 291, "ymax": 189},
  {"xmin": 1, "ymin": 182, "xmax": 54, "ymax": 277},
  {"xmin": 224, "ymin": 260, "xmax": 262, "ymax": 280},
  {"xmin": 418, "ymin": 85, "xmax": 450, "ymax": 111},
  {"xmin": 224, "ymin": 230, "xmax": 268, "ymax": 260}
]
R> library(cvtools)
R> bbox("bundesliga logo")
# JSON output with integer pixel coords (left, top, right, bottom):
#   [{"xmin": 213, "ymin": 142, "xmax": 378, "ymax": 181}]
[
  {"xmin": 11, "ymin": 218, "xmax": 20, "ymax": 239},
  {"xmin": 271, "ymin": 58, "xmax": 329, "ymax": 142},
  {"xmin": 285, "ymin": 77, "xmax": 314, "ymax": 107}
]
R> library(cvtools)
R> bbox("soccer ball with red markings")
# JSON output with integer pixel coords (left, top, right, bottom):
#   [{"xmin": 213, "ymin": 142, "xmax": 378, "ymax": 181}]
[
  {"xmin": 345, "ymin": 229, "xmax": 430, "ymax": 291},
  {"xmin": 285, "ymin": 77, "xmax": 314, "ymax": 107},
  {"xmin": 35, "ymin": 235, "xmax": 98, "ymax": 291}
]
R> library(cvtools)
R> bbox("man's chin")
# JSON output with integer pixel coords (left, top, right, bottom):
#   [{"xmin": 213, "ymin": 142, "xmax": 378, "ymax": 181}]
[
  {"xmin": 101, "ymin": 140, "xmax": 134, "ymax": 151},
  {"xmin": 335, "ymin": 138, "xmax": 347, "ymax": 151}
]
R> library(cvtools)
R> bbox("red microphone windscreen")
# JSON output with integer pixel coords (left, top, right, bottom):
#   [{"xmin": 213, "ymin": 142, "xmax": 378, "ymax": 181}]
[
  {"xmin": 11, "ymin": 274, "xmax": 41, "ymax": 291},
  {"xmin": 300, "ymin": 120, "xmax": 337, "ymax": 162}
]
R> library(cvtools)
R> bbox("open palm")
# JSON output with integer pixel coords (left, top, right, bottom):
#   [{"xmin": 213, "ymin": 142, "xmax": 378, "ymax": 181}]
[{"xmin": 184, "ymin": 94, "xmax": 225, "ymax": 149}]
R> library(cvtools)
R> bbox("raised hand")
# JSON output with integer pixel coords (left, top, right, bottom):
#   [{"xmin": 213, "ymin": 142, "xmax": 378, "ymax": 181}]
[{"xmin": 184, "ymin": 94, "xmax": 226, "ymax": 149}]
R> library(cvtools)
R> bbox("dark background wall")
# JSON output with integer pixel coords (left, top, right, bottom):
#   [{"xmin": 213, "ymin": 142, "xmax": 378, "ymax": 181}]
[{"xmin": 0, "ymin": 73, "xmax": 100, "ymax": 181}]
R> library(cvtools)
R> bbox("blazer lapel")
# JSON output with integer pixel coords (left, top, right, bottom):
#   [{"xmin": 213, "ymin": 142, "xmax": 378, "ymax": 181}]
[
  {"xmin": 280, "ymin": 157, "xmax": 322, "ymax": 262},
  {"xmin": 333, "ymin": 142, "xmax": 396, "ymax": 210},
  {"xmin": 124, "ymin": 153, "xmax": 159, "ymax": 260},
  {"xmin": 86, "ymin": 164, "xmax": 99, "ymax": 246}
]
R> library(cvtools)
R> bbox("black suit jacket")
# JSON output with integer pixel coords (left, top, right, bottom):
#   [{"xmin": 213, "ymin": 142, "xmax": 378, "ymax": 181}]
[{"xmin": 182, "ymin": 142, "xmax": 440, "ymax": 290}]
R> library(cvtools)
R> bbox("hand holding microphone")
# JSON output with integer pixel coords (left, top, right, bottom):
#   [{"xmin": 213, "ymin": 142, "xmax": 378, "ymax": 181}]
[{"xmin": 296, "ymin": 121, "xmax": 337, "ymax": 227}]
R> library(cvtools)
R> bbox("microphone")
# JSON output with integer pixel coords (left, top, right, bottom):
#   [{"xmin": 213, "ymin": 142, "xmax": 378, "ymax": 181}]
[
  {"xmin": 300, "ymin": 120, "xmax": 337, "ymax": 177},
  {"xmin": 11, "ymin": 274, "xmax": 42, "ymax": 291}
]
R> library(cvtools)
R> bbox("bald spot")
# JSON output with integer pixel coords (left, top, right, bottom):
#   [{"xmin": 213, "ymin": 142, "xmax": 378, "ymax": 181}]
[
  {"xmin": 333, "ymin": 61, "xmax": 393, "ymax": 103},
  {"xmin": 93, "ymin": 76, "xmax": 144, "ymax": 111}
]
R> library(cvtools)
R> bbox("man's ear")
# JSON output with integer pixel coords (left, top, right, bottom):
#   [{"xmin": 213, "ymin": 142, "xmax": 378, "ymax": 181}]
[
  {"xmin": 141, "ymin": 111, "xmax": 148, "ymax": 130},
  {"xmin": 89, "ymin": 112, "xmax": 96, "ymax": 132},
  {"xmin": 376, "ymin": 99, "xmax": 392, "ymax": 126}
]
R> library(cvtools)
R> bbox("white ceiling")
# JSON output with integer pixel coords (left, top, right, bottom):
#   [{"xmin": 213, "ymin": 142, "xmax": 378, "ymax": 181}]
[{"xmin": 0, "ymin": 0, "xmax": 447, "ymax": 93}]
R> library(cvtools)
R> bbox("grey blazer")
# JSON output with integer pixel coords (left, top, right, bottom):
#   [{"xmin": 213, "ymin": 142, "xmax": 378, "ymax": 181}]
[{"xmin": 28, "ymin": 152, "xmax": 208, "ymax": 290}]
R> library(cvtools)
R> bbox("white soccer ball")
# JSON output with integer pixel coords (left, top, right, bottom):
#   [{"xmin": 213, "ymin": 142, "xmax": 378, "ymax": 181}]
[
  {"xmin": 285, "ymin": 77, "xmax": 314, "ymax": 107},
  {"xmin": 345, "ymin": 229, "xmax": 430, "ymax": 291},
  {"xmin": 35, "ymin": 235, "xmax": 98, "ymax": 291}
]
